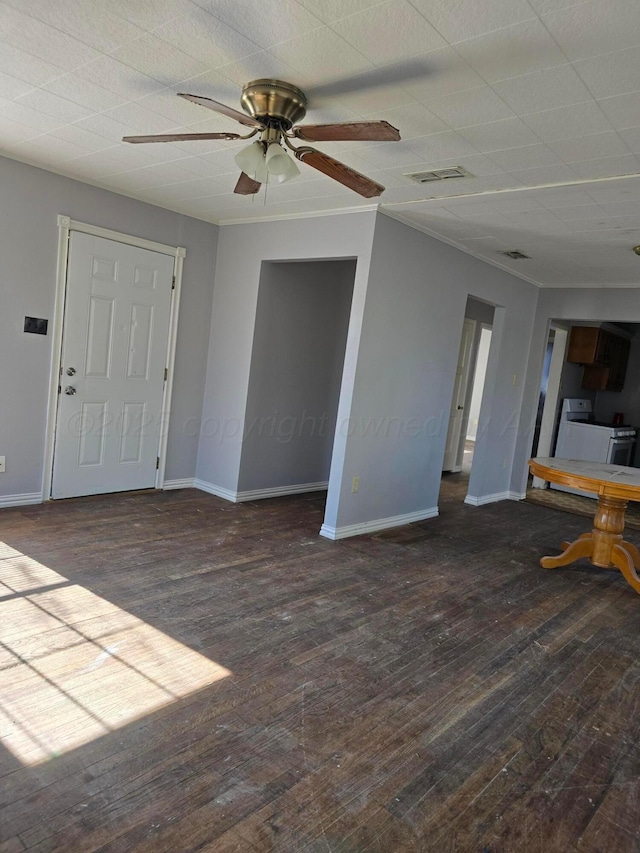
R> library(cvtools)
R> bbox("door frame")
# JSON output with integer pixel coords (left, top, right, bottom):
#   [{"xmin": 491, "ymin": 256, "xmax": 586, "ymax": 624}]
[
  {"xmin": 531, "ymin": 323, "xmax": 569, "ymax": 489},
  {"xmin": 462, "ymin": 321, "xmax": 493, "ymax": 445},
  {"xmin": 42, "ymin": 215, "xmax": 186, "ymax": 502},
  {"xmin": 443, "ymin": 317, "xmax": 476, "ymax": 472}
]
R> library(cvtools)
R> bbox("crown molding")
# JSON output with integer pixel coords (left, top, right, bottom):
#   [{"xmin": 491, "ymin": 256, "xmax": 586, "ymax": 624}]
[{"xmin": 218, "ymin": 203, "xmax": 379, "ymax": 226}]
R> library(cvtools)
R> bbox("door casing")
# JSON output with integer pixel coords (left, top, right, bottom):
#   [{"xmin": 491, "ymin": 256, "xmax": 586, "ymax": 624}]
[
  {"xmin": 443, "ymin": 317, "xmax": 476, "ymax": 472},
  {"xmin": 531, "ymin": 324, "xmax": 569, "ymax": 488},
  {"xmin": 42, "ymin": 215, "xmax": 185, "ymax": 502}
]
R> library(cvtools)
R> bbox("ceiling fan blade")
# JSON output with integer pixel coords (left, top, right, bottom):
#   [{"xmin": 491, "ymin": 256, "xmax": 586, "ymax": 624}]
[
  {"xmin": 178, "ymin": 93, "xmax": 264, "ymax": 129},
  {"xmin": 294, "ymin": 148, "xmax": 385, "ymax": 198},
  {"xmin": 122, "ymin": 132, "xmax": 242, "ymax": 144},
  {"xmin": 310, "ymin": 58, "xmax": 434, "ymax": 99},
  {"xmin": 234, "ymin": 172, "xmax": 262, "ymax": 195},
  {"xmin": 294, "ymin": 121, "xmax": 400, "ymax": 142}
]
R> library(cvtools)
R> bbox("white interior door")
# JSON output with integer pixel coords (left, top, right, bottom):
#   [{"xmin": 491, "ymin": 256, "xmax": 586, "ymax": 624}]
[
  {"xmin": 443, "ymin": 318, "xmax": 476, "ymax": 472},
  {"xmin": 52, "ymin": 232, "xmax": 174, "ymax": 499}
]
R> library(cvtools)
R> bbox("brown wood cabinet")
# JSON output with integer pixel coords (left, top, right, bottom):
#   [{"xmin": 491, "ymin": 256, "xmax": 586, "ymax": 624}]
[{"xmin": 567, "ymin": 325, "xmax": 630, "ymax": 392}]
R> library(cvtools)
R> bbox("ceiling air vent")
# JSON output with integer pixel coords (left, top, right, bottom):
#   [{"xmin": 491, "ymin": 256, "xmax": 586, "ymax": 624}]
[
  {"xmin": 405, "ymin": 166, "xmax": 471, "ymax": 183},
  {"xmin": 500, "ymin": 250, "xmax": 531, "ymax": 260}
]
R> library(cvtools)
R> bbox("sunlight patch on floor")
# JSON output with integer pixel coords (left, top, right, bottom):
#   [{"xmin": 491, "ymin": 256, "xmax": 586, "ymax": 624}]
[{"xmin": 0, "ymin": 542, "xmax": 231, "ymax": 766}]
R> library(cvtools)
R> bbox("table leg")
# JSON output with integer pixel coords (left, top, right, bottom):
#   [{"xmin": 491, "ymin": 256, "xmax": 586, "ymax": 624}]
[
  {"xmin": 611, "ymin": 544, "xmax": 640, "ymax": 594},
  {"xmin": 541, "ymin": 535, "xmax": 594, "ymax": 569},
  {"xmin": 540, "ymin": 495, "xmax": 640, "ymax": 594},
  {"xmin": 620, "ymin": 539, "xmax": 640, "ymax": 569}
]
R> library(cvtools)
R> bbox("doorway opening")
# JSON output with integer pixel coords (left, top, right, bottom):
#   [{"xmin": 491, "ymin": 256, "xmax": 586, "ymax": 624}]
[
  {"xmin": 530, "ymin": 320, "xmax": 640, "ymax": 496},
  {"xmin": 442, "ymin": 297, "xmax": 494, "ymax": 499},
  {"xmin": 530, "ymin": 324, "xmax": 568, "ymax": 489},
  {"xmin": 464, "ymin": 323, "xmax": 493, "ymax": 474}
]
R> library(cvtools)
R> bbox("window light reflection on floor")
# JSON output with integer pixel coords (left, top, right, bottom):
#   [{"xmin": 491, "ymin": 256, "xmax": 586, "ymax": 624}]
[{"xmin": 0, "ymin": 541, "xmax": 231, "ymax": 766}]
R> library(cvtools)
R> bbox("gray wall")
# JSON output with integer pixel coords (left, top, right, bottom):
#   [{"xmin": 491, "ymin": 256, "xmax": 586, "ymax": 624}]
[
  {"xmin": 514, "ymin": 288, "xmax": 640, "ymax": 495},
  {"xmin": 0, "ymin": 156, "xmax": 217, "ymax": 498},
  {"xmin": 2, "ymin": 151, "xmax": 560, "ymax": 530},
  {"xmin": 238, "ymin": 260, "xmax": 355, "ymax": 491},
  {"xmin": 196, "ymin": 210, "xmax": 377, "ymax": 494},
  {"xmin": 199, "ymin": 208, "xmax": 538, "ymax": 532},
  {"xmin": 324, "ymin": 213, "xmax": 539, "ymax": 531}
]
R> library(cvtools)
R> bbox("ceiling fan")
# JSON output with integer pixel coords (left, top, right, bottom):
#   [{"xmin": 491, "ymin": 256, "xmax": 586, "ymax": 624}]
[{"xmin": 122, "ymin": 79, "xmax": 401, "ymax": 198}]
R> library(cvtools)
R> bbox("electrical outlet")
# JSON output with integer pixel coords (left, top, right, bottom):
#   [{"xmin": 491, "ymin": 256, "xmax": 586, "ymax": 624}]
[
  {"xmin": 0, "ymin": 456, "xmax": 5, "ymax": 473},
  {"xmin": 351, "ymin": 476, "xmax": 360, "ymax": 493}
]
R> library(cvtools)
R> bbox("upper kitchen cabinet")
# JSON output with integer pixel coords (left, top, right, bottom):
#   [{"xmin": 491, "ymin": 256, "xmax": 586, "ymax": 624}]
[{"xmin": 567, "ymin": 326, "xmax": 630, "ymax": 392}]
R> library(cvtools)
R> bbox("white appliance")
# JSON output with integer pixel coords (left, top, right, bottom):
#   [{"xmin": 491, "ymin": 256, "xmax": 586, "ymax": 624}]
[{"xmin": 553, "ymin": 398, "xmax": 636, "ymax": 497}]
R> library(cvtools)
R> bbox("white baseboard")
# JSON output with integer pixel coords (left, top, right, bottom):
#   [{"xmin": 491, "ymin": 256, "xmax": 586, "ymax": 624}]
[
  {"xmin": 320, "ymin": 506, "xmax": 439, "ymax": 540},
  {"xmin": 464, "ymin": 490, "xmax": 525, "ymax": 506},
  {"xmin": 0, "ymin": 492, "xmax": 42, "ymax": 508},
  {"xmin": 193, "ymin": 478, "xmax": 239, "ymax": 502},
  {"xmin": 193, "ymin": 479, "xmax": 328, "ymax": 503},
  {"xmin": 236, "ymin": 481, "xmax": 328, "ymax": 502},
  {"xmin": 162, "ymin": 478, "xmax": 196, "ymax": 490}
]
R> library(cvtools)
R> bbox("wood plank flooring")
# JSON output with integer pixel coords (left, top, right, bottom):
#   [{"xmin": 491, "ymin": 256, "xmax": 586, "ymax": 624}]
[{"xmin": 0, "ymin": 475, "xmax": 639, "ymax": 852}]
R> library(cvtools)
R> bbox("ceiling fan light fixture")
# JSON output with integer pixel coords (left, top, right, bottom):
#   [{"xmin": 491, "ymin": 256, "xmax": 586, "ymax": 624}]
[{"xmin": 234, "ymin": 141, "xmax": 265, "ymax": 176}]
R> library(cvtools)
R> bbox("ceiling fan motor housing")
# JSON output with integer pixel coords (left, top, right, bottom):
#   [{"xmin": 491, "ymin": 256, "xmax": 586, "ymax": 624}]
[{"xmin": 240, "ymin": 79, "xmax": 307, "ymax": 129}]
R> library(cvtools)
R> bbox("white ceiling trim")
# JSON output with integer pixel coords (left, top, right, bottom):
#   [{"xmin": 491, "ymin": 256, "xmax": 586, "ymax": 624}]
[
  {"xmin": 382, "ymin": 172, "xmax": 640, "ymax": 210},
  {"xmin": 537, "ymin": 281, "xmax": 640, "ymax": 290},
  {"xmin": 218, "ymin": 203, "xmax": 379, "ymax": 226}
]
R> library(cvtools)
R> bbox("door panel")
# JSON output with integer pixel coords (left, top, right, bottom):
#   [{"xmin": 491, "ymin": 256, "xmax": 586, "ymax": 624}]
[
  {"xmin": 85, "ymin": 296, "xmax": 115, "ymax": 379},
  {"xmin": 52, "ymin": 232, "xmax": 174, "ymax": 499},
  {"xmin": 127, "ymin": 303, "xmax": 154, "ymax": 379}
]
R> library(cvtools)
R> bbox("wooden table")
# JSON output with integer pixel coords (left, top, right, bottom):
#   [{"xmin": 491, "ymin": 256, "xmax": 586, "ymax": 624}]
[{"xmin": 528, "ymin": 457, "xmax": 640, "ymax": 595}]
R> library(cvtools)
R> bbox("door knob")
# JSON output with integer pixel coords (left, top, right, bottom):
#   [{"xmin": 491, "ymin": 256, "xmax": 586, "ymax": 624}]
[
  {"xmin": 64, "ymin": 386, "xmax": 77, "ymax": 395},
  {"xmin": 66, "ymin": 367, "xmax": 76, "ymax": 376},
  {"xmin": 457, "ymin": 405, "xmax": 464, "ymax": 410}
]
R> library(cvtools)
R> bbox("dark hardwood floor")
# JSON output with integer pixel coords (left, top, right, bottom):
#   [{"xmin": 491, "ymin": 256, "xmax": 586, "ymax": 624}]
[{"xmin": 1, "ymin": 476, "xmax": 639, "ymax": 852}]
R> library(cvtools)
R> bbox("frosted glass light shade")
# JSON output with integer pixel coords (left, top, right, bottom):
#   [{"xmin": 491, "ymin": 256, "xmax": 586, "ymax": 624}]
[
  {"xmin": 254, "ymin": 160, "xmax": 269, "ymax": 184},
  {"xmin": 234, "ymin": 141, "xmax": 264, "ymax": 175},
  {"xmin": 265, "ymin": 143, "xmax": 288, "ymax": 175},
  {"xmin": 265, "ymin": 143, "xmax": 300, "ymax": 181}
]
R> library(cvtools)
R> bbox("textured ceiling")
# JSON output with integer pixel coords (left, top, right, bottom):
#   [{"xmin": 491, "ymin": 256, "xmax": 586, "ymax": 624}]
[{"xmin": 2, "ymin": 0, "xmax": 640, "ymax": 287}]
